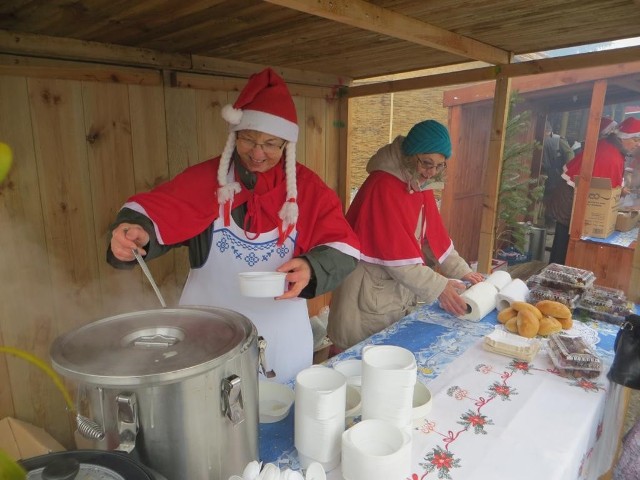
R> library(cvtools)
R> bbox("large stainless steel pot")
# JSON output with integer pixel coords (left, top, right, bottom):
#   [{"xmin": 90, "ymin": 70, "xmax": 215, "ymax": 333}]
[{"xmin": 50, "ymin": 307, "xmax": 259, "ymax": 480}]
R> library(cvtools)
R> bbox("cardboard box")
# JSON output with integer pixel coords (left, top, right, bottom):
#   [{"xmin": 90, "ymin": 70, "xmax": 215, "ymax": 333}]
[
  {"xmin": 572, "ymin": 177, "xmax": 621, "ymax": 238},
  {"xmin": 616, "ymin": 210, "xmax": 640, "ymax": 232},
  {"xmin": 0, "ymin": 417, "xmax": 65, "ymax": 461}
]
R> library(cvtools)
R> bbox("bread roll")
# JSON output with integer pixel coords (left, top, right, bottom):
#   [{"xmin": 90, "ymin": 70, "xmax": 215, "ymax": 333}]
[
  {"xmin": 558, "ymin": 316, "xmax": 573, "ymax": 330},
  {"xmin": 538, "ymin": 316, "xmax": 563, "ymax": 336},
  {"xmin": 516, "ymin": 310, "xmax": 540, "ymax": 338},
  {"xmin": 505, "ymin": 316, "xmax": 518, "ymax": 333},
  {"xmin": 535, "ymin": 300, "xmax": 571, "ymax": 319},
  {"xmin": 497, "ymin": 307, "xmax": 517, "ymax": 324},
  {"xmin": 511, "ymin": 301, "xmax": 543, "ymax": 320}
]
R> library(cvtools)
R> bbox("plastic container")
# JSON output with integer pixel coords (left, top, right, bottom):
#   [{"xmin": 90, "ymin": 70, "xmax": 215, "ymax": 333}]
[
  {"xmin": 258, "ymin": 381, "xmax": 295, "ymax": 423},
  {"xmin": 546, "ymin": 333, "xmax": 602, "ymax": 379},
  {"xmin": 483, "ymin": 328, "xmax": 541, "ymax": 362},
  {"xmin": 238, "ymin": 271, "xmax": 287, "ymax": 297},
  {"xmin": 536, "ymin": 263, "xmax": 596, "ymax": 291},
  {"xmin": 574, "ymin": 285, "xmax": 634, "ymax": 325},
  {"xmin": 525, "ymin": 277, "xmax": 581, "ymax": 309}
]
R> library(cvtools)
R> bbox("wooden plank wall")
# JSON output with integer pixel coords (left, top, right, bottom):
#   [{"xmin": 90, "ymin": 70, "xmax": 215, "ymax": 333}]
[
  {"xmin": 441, "ymin": 104, "xmax": 492, "ymax": 262},
  {"xmin": 0, "ymin": 65, "xmax": 341, "ymax": 447}
]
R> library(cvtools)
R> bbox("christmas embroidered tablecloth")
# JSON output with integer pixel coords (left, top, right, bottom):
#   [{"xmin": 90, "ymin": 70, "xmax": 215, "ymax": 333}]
[{"xmin": 259, "ymin": 302, "xmax": 624, "ymax": 480}]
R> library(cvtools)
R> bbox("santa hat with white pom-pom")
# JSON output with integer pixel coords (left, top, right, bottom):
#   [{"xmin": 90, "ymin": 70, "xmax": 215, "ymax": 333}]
[{"xmin": 218, "ymin": 68, "xmax": 299, "ymax": 242}]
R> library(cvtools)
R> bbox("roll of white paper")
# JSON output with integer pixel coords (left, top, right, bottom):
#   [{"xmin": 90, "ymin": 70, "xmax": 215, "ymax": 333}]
[
  {"xmin": 484, "ymin": 270, "xmax": 512, "ymax": 291},
  {"xmin": 459, "ymin": 282, "xmax": 498, "ymax": 321},
  {"xmin": 495, "ymin": 278, "xmax": 530, "ymax": 311}
]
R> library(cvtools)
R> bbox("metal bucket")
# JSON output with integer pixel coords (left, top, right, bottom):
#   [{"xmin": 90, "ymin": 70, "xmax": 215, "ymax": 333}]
[{"xmin": 50, "ymin": 306, "xmax": 259, "ymax": 480}]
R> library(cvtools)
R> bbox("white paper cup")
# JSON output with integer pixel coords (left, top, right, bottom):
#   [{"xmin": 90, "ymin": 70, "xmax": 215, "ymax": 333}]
[
  {"xmin": 342, "ymin": 419, "xmax": 412, "ymax": 480},
  {"xmin": 238, "ymin": 271, "xmax": 287, "ymax": 297},
  {"xmin": 295, "ymin": 366, "xmax": 346, "ymax": 471},
  {"xmin": 333, "ymin": 359, "xmax": 362, "ymax": 387}
]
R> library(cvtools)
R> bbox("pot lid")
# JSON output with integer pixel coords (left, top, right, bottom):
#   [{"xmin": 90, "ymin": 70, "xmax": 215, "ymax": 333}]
[{"xmin": 50, "ymin": 307, "xmax": 256, "ymax": 386}]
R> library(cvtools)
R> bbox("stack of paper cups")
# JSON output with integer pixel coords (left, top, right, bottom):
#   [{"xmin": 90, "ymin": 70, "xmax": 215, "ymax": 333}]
[
  {"xmin": 360, "ymin": 345, "xmax": 417, "ymax": 434},
  {"xmin": 294, "ymin": 366, "xmax": 346, "ymax": 471},
  {"xmin": 342, "ymin": 419, "xmax": 412, "ymax": 480}
]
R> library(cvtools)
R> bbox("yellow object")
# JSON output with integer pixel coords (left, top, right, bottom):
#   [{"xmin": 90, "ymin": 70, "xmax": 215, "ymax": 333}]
[
  {"xmin": 0, "ymin": 347, "xmax": 75, "ymax": 413},
  {"xmin": 0, "ymin": 449, "xmax": 26, "ymax": 480},
  {"xmin": 0, "ymin": 142, "xmax": 13, "ymax": 183}
]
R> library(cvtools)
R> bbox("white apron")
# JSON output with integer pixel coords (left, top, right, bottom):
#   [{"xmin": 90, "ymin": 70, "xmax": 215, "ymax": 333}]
[{"xmin": 179, "ymin": 207, "xmax": 313, "ymax": 384}]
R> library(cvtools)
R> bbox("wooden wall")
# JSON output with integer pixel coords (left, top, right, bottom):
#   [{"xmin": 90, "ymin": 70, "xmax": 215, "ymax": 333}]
[{"xmin": 0, "ymin": 65, "xmax": 343, "ymax": 447}]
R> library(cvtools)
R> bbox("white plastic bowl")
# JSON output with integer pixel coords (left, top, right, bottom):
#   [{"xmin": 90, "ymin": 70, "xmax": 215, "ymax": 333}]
[
  {"xmin": 259, "ymin": 381, "xmax": 295, "ymax": 423},
  {"xmin": 333, "ymin": 359, "xmax": 362, "ymax": 387},
  {"xmin": 412, "ymin": 381, "xmax": 433, "ymax": 426},
  {"xmin": 238, "ymin": 271, "xmax": 287, "ymax": 297},
  {"xmin": 345, "ymin": 383, "xmax": 362, "ymax": 422}
]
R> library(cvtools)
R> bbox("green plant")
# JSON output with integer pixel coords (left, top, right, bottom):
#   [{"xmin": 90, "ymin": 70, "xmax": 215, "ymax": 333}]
[{"xmin": 494, "ymin": 92, "xmax": 544, "ymax": 256}]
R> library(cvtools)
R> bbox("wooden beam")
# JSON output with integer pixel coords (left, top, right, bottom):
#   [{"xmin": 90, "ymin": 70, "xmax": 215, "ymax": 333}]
[
  {"xmin": 0, "ymin": 54, "xmax": 162, "ymax": 85},
  {"xmin": 477, "ymin": 76, "xmax": 511, "ymax": 274},
  {"xmin": 566, "ymin": 80, "xmax": 607, "ymax": 266},
  {"xmin": 263, "ymin": 0, "xmax": 511, "ymax": 65},
  {"xmin": 338, "ymin": 95, "xmax": 353, "ymax": 212},
  {"xmin": 0, "ymin": 29, "xmax": 191, "ymax": 70},
  {"xmin": 171, "ymin": 71, "xmax": 337, "ymax": 98},
  {"xmin": 349, "ymin": 46, "xmax": 640, "ymax": 98}
]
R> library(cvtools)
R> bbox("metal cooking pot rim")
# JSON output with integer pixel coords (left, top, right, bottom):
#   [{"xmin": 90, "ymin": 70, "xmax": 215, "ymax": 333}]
[{"xmin": 50, "ymin": 306, "xmax": 257, "ymax": 386}]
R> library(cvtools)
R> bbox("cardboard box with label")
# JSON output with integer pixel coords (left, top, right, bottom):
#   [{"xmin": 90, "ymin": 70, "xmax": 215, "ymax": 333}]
[
  {"xmin": 0, "ymin": 417, "xmax": 65, "ymax": 461},
  {"xmin": 572, "ymin": 177, "xmax": 621, "ymax": 238}
]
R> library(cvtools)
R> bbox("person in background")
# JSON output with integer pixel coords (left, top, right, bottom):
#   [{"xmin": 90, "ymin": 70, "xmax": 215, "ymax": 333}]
[
  {"xmin": 107, "ymin": 68, "xmax": 360, "ymax": 384},
  {"xmin": 541, "ymin": 121, "xmax": 575, "ymax": 230},
  {"xmin": 546, "ymin": 116, "xmax": 640, "ymax": 265},
  {"xmin": 327, "ymin": 120, "xmax": 484, "ymax": 351}
]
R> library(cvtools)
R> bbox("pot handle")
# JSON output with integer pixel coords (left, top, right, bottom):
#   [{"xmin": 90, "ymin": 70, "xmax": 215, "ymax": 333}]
[
  {"xmin": 116, "ymin": 393, "xmax": 139, "ymax": 453},
  {"xmin": 222, "ymin": 375, "xmax": 245, "ymax": 425}
]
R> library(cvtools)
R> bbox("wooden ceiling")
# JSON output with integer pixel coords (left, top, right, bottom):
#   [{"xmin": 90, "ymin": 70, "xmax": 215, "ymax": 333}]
[{"xmin": 1, "ymin": 0, "xmax": 640, "ymax": 82}]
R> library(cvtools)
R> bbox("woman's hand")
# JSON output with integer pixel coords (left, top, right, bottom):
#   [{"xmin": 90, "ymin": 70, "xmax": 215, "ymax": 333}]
[
  {"xmin": 438, "ymin": 279, "xmax": 470, "ymax": 317},
  {"xmin": 110, "ymin": 223, "xmax": 150, "ymax": 261},
  {"xmin": 462, "ymin": 271, "xmax": 485, "ymax": 284},
  {"xmin": 276, "ymin": 258, "xmax": 312, "ymax": 300}
]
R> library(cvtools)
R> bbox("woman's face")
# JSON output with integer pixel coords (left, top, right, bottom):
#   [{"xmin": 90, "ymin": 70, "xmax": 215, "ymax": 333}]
[
  {"xmin": 235, "ymin": 130, "xmax": 287, "ymax": 173},
  {"xmin": 621, "ymin": 136, "xmax": 640, "ymax": 155},
  {"xmin": 414, "ymin": 153, "xmax": 447, "ymax": 181}
]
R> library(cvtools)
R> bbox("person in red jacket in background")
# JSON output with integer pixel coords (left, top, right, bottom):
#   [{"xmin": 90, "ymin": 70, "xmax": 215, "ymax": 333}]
[{"xmin": 546, "ymin": 116, "xmax": 640, "ymax": 265}]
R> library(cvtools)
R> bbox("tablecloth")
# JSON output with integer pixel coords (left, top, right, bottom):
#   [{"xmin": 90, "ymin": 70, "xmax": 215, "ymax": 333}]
[
  {"xmin": 258, "ymin": 303, "xmax": 624, "ymax": 479},
  {"xmin": 581, "ymin": 227, "xmax": 638, "ymax": 248}
]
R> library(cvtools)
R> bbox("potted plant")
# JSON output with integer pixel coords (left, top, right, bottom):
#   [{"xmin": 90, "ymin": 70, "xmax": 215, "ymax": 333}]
[{"xmin": 494, "ymin": 92, "xmax": 545, "ymax": 264}]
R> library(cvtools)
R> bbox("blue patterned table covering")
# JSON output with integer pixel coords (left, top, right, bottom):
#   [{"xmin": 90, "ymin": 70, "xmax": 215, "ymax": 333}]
[
  {"xmin": 581, "ymin": 226, "xmax": 638, "ymax": 247},
  {"xmin": 259, "ymin": 302, "xmax": 624, "ymax": 466}
]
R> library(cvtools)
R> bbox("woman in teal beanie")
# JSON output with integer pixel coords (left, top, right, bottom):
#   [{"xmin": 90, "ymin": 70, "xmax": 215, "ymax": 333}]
[{"xmin": 328, "ymin": 119, "xmax": 484, "ymax": 350}]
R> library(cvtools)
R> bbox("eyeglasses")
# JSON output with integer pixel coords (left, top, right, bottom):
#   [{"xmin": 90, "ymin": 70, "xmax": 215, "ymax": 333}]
[
  {"xmin": 415, "ymin": 156, "xmax": 447, "ymax": 173},
  {"xmin": 237, "ymin": 136, "xmax": 286, "ymax": 155}
]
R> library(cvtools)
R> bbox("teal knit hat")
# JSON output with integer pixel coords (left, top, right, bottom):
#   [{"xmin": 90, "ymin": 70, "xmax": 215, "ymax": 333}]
[{"xmin": 401, "ymin": 120, "xmax": 452, "ymax": 158}]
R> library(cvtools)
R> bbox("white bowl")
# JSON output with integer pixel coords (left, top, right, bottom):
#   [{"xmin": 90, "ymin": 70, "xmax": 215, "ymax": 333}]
[
  {"xmin": 259, "ymin": 381, "xmax": 294, "ymax": 423},
  {"xmin": 345, "ymin": 384, "xmax": 362, "ymax": 421},
  {"xmin": 412, "ymin": 381, "xmax": 432, "ymax": 426},
  {"xmin": 333, "ymin": 359, "xmax": 362, "ymax": 386},
  {"xmin": 238, "ymin": 271, "xmax": 287, "ymax": 297}
]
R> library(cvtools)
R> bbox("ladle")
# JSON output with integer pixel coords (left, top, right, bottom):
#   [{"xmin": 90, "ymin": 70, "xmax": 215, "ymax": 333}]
[{"xmin": 132, "ymin": 248, "xmax": 167, "ymax": 308}]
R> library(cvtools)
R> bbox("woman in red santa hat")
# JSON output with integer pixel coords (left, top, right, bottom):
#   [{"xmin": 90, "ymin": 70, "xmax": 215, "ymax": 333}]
[
  {"xmin": 546, "ymin": 116, "xmax": 640, "ymax": 265},
  {"xmin": 327, "ymin": 119, "xmax": 484, "ymax": 351},
  {"xmin": 108, "ymin": 68, "xmax": 360, "ymax": 383}
]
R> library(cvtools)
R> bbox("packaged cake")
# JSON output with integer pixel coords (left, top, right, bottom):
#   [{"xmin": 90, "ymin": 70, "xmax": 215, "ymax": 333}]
[
  {"xmin": 537, "ymin": 263, "xmax": 596, "ymax": 291},
  {"xmin": 574, "ymin": 285, "xmax": 634, "ymax": 325},
  {"xmin": 547, "ymin": 333, "xmax": 602, "ymax": 378},
  {"xmin": 525, "ymin": 275, "xmax": 581, "ymax": 308}
]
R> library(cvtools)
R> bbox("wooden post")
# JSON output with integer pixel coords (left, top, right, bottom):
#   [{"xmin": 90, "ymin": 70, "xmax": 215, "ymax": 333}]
[
  {"xmin": 477, "ymin": 76, "xmax": 512, "ymax": 274},
  {"xmin": 565, "ymin": 80, "xmax": 607, "ymax": 263},
  {"xmin": 338, "ymin": 94, "xmax": 353, "ymax": 212}
]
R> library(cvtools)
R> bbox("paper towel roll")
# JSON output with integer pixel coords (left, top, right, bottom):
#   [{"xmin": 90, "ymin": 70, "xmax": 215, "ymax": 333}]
[
  {"xmin": 495, "ymin": 278, "xmax": 530, "ymax": 311},
  {"xmin": 458, "ymin": 282, "xmax": 498, "ymax": 321},
  {"xmin": 484, "ymin": 270, "xmax": 512, "ymax": 291}
]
